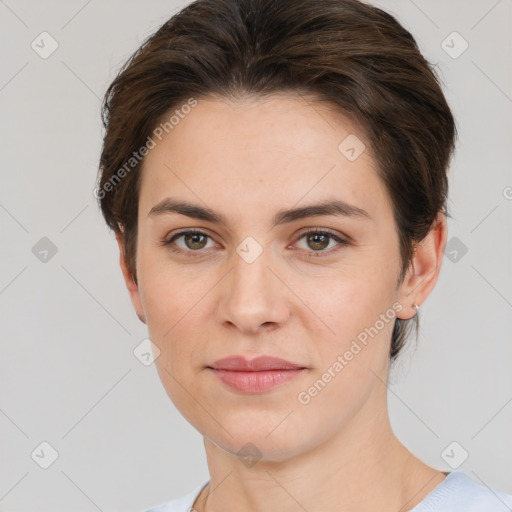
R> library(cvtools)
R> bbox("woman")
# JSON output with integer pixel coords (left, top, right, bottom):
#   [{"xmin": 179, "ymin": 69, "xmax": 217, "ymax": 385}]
[{"xmin": 96, "ymin": 0, "xmax": 512, "ymax": 510}]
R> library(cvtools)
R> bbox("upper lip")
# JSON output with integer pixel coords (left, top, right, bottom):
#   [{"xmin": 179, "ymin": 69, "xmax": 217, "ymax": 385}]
[{"xmin": 209, "ymin": 356, "xmax": 306, "ymax": 371}]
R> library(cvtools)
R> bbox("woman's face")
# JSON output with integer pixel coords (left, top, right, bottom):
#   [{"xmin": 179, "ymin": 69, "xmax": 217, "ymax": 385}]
[{"xmin": 120, "ymin": 94, "xmax": 437, "ymax": 461}]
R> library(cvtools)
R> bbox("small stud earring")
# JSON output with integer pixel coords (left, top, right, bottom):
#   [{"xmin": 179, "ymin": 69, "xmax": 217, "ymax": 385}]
[{"xmin": 413, "ymin": 303, "xmax": 420, "ymax": 312}]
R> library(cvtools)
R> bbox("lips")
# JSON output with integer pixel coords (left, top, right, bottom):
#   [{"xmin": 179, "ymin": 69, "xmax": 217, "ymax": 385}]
[
  {"xmin": 207, "ymin": 355, "xmax": 307, "ymax": 393},
  {"xmin": 209, "ymin": 355, "xmax": 305, "ymax": 371}
]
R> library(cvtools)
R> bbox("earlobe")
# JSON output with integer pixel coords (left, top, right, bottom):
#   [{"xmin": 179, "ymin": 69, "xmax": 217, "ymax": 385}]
[
  {"xmin": 115, "ymin": 233, "xmax": 147, "ymax": 324},
  {"xmin": 396, "ymin": 212, "xmax": 447, "ymax": 320}
]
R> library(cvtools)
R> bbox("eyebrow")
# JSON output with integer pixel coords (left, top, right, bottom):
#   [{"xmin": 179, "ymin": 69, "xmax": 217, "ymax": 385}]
[{"xmin": 147, "ymin": 197, "xmax": 371, "ymax": 227}]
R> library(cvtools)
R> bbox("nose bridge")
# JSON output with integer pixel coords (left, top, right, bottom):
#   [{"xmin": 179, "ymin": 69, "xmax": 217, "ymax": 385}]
[
  {"xmin": 230, "ymin": 240, "xmax": 274, "ymax": 304},
  {"xmin": 219, "ymin": 238, "xmax": 289, "ymax": 332}
]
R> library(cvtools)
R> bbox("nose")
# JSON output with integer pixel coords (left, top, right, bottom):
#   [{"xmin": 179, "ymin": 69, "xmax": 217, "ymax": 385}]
[{"xmin": 217, "ymin": 245, "xmax": 291, "ymax": 335}]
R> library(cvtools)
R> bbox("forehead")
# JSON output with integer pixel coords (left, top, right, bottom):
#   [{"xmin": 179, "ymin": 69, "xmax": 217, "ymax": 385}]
[{"xmin": 137, "ymin": 94, "xmax": 391, "ymax": 223}]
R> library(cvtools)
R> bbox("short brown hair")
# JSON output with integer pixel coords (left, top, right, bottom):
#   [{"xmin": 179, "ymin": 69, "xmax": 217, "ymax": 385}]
[{"xmin": 97, "ymin": 0, "xmax": 457, "ymax": 361}]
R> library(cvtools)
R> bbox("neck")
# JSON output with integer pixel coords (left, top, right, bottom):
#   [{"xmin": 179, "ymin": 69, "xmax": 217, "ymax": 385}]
[{"xmin": 195, "ymin": 388, "xmax": 445, "ymax": 512}]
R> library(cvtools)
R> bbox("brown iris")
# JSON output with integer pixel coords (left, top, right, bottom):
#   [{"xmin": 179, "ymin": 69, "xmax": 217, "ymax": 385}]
[
  {"xmin": 184, "ymin": 232, "xmax": 208, "ymax": 250},
  {"xmin": 306, "ymin": 233, "xmax": 330, "ymax": 251}
]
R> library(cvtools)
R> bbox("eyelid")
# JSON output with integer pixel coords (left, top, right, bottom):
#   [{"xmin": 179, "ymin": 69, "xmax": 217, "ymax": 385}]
[
  {"xmin": 294, "ymin": 226, "xmax": 346, "ymax": 240},
  {"xmin": 295, "ymin": 226, "xmax": 354, "ymax": 245},
  {"xmin": 165, "ymin": 228, "xmax": 216, "ymax": 242}
]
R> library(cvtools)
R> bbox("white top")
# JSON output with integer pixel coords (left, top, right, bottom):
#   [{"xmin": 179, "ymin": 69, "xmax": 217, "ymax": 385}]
[{"xmin": 144, "ymin": 471, "xmax": 512, "ymax": 512}]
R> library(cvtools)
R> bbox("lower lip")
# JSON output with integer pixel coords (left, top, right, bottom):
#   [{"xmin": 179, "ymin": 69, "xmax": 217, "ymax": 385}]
[{"xmin": 208, "ymin": 368, "xmax": 305, "ymax": 393}]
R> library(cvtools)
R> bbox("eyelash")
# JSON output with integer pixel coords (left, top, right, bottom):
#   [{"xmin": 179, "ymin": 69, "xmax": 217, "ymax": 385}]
[{"xmin": 161, "ymin": 228, "xmax": 349, "ymax": 259}]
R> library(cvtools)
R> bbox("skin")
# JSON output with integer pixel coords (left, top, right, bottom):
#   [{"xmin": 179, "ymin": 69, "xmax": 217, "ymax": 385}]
[{"xmin": 116, "ymin": 93, "xmax": 448, "ymax": 512}]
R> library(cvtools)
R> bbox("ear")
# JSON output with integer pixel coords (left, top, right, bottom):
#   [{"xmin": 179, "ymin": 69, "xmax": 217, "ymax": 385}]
[
  {"xmin": 115, "ymin": 233, "xmax": 147, "ymax": 324},
  {"xmin": 396, "ymin": 212, "xmax": 447, "ymax": 320}
]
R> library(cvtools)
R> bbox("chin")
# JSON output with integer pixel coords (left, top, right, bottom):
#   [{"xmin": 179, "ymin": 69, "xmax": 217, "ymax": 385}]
[
  {"xmin": 209, "ymin": 433, "xmax": 309, "ymax": 464},
  {"xmin": 202, "ymin": 412, "xmax": 322, "ymax": 463}
]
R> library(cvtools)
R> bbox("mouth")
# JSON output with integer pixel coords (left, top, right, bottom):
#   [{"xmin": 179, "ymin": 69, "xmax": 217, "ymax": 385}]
[
  {"xmin": 207, "ymin": 355, "xmax": 308, "ymax": 393},
  {"xmin": 209, "ymin": 355, "xmax": 306, "ymax": 372}
]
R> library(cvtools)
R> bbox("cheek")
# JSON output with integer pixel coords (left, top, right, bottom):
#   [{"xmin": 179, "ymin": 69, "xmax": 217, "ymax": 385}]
[
  {"xmin": 301, "ymin": 262, "xmax": 399, "ymax": 397},
  {"xmin": 294, "ymin": 278, "xmax": 397, "ymax": 429},
  {"xmin": 138, "ymin": 265, "xmax": 208, "ymax": 421},
  {"xmin": 308, "ymin": 262, "xmax": 398, "ymax": 337},
  {"xmin": 137, "ymin": 243, "xmax": 204, "ymax": 329},
  {"xmin": 136, "ymin": 254, "xmax": 200, "ymax": 366}
]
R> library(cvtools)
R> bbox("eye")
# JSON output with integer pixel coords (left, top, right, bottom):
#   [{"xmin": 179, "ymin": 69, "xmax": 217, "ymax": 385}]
[
  {"xmin": 162, "ymin": 230, "xmax": 217, "ymax": 255},
  {"xmin": 293, "ymin": 229, "xmax": 348, "ymax": 256},
  {"xmin": 162, "ymin": 228, "xmax": 349, "ymax": 258}
]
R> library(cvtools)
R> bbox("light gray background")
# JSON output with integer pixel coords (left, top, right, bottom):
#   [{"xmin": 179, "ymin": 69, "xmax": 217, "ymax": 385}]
[{"xmin": 1, "ymin": 0, "xmax": 511, "ymax": 511}]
